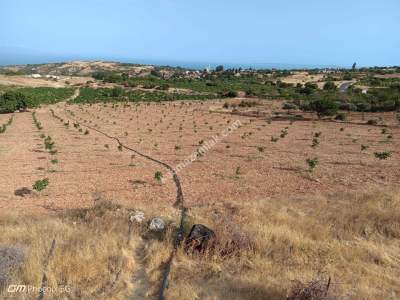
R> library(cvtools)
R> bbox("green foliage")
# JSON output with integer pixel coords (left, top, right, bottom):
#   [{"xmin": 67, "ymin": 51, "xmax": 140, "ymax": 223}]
[
  {"xmin": 280, "ymin": 128, "xmax": 288, "ymax": 138},
  {"xmin": 306, "ymin": 157, "xmax": 319, "ymax": 172},
  {"xmin": 71, "ymin": 87, "xmax": 217, "ymax": 104},
  {"xmin": 33, "ymin": 178, "xmax": 49, "ymax": 192},
  {"xmin": 154, "ymin": 171, "xmax": 163, "ymax": 182},
  {"xmin": 374, "ymin": 151, "xmax": 392, "ymax": 160},
  {"xmin": 1, "ymin": 88, "xmax": 74, "ymax": 113},
  {"xmin": 283, "ymin": 102, "xmax": 298, "ymax": 110},
  {"xmin": 215, "ymin": 65, "xmax": 224, "ymax": 72},
  {"xmin": 44, "ymin": 136, "xmax": 55, "ymax": 150},
  {"xmin": 311, "ymin": 138, "xmax": 320, "ymax": 148},
  {"xmin": 361, "ymin": 144, "xmax": 369, "ymax": 152},
  {"xmin": 0, "ymin": 91, "xmax": 27, "ymax": 113},
  {"xmin": 343, "ymin": 73, "xmax": 352, "ymax": 80},
  {"xmin": 271, "ymin": 136, "xmax": 279, "ymax": 142},
  {"xmin": 323, "ymin": 81, "xmax": 337, "ymax": 91},
  {"xmin": 224, "ymin": 90, "xmax": 238, "ymax": 98},
  {"xmin": 78, "ymin": 69, "xmax": 400, "ymax": 112},
  {"xmin": 308, "ymin": 99, "xmax": 339, "ymax": 118},
  {"xmin": 0, "ymin": 115, "xmax": 13, "ymax": 133},
  {"xmin": 235, "ymin": 166, "xmax": 241, "ymax": 178},
  {"xmin": 335, "ymin": 113, "xmax": 346, "ymax": 121},
  {"xmin": 32, "ymin": 112, "xmax": 43, "ymax": 130}
]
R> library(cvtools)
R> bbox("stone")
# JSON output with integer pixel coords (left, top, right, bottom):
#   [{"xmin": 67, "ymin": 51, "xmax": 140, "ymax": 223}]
[
  {"xmin": 130, "ymin": 211, "xmax": 145, "ymax": 223},
  {"xmin": 149, "ymin": 218, "xmax": 165, "ymax": 231},
  {"xmin": 0, "ymin": 246, "xmax": 24, "ymax": 291},
  {"xmin": 14, "ymin": 187, "xmax": 32, "ymax": 197},
  {"xmin": 185, "ymin": 224, "xmax": 216, "ymax": 253}
]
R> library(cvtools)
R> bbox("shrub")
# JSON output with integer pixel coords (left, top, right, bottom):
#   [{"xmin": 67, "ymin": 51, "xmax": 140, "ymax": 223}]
[
  {"xmin": 238, "ymin": 100, "xmax": 257, "ymax": 107},
  {"xmin": 215, "ymin": 65, "xmax": 224, "ymax": 72},
  {"xmin": 154, "ymin": 171, "xmax": 163, "ymax": 182},
  {"xmin": 311, "ymin": 138, "xmax": 320, "ymax": 148},
  {"xmin": 0, "ymin": 91, "xmax": 27, "ymax": 113},
  {"xmin": 283, "ymin": 102, "xmax": 298, "ymax": 110},
  {"xmin": 159, "ymin": 83, "xmax": 170, "ymax": 90},
  {"xmin": 224, "ymin": 90, "xmax": 238, "ymax": 98},
  {"xmin": 235, "ymin": 166, "xmax": 241, "ymax": 178},
  {"xmin": 323, "ymin": 81, "xmax": 337, "ymax": 90},
  {"xmin": 309, "ymin": 99, "xmax": 339, "ymax": 118},
  {"xmin": 335, "ymin": 113, "xmax": 346, "ymax": 121},
  {"xmin": 374, "ymin": 151, "xmax": 392, "ymax": 160},
  {"xmin": 33, "ymin": 178, "xmax": 49, "ymax": 192},
  {"xmin": 306, "ymin": 157, "xmax": 319, "ymax": 172}
]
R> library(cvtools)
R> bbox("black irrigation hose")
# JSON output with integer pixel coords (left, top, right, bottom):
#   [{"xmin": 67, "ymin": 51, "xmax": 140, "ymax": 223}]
[{"xmin": 64, "ymin": 111, "xmax": 188, "ymax": 300}]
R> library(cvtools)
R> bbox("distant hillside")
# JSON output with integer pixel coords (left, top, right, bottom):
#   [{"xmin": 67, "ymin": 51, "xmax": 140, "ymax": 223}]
[{"xmin": 0, "ymin": 61, "xmax": 155, "ymax": 76}]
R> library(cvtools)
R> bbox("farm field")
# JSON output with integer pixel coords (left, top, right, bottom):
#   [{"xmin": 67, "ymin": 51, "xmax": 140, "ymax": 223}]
[
  {"xmin": 1, "ymin": 100, "xmax": 399, "ymax": 212},
  {"xmin": 1, "ymin": 0, "xmax": 400, "ymax": 296},
  {"xmin": 1, "ymin": 97, "xmax": 400, "ymax": 299}
]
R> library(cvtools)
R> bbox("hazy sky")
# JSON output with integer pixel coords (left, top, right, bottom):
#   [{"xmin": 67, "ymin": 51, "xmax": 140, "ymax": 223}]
[{"xmin": 1, "ymin": 0, "xmax": 399, "ymax": 67}]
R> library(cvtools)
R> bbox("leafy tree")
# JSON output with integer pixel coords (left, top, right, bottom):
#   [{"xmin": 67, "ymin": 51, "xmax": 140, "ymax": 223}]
[
  {"xmin": 323, "ymin": 81, "xmax": 337, "ymax": 91},
  {"xmin": 304, "ymin": 82, "xmax": 318, "ymax": 90},
  {"xmin": 0, "ymin": 91, "xmax": 28, "ymax": 113},
  {"xmin": 215, "ymin": 65, "xmax": 224, "ymax": 72},
  {"xmin": 309, "ymin": 99, "xmax": 339, "ymax": 118},
  {"xmin": 224, "ymin": 90, "xmax": 238, "ymax": 98}
]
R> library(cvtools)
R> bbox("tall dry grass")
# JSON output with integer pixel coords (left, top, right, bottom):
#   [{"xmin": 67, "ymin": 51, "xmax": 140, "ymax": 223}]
[
  {"xmin": 1, "ymin": 188, "xmax": 399, "ymax": 299},
  {"xmin": 162, "ymin": 187, "xmax": 400, "ymax": 299}
]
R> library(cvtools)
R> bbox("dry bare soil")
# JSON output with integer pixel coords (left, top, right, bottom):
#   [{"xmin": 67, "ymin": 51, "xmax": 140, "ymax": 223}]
[{"xmin": 0, "ymin": 99, "xmax": 399, "ymax": 299}]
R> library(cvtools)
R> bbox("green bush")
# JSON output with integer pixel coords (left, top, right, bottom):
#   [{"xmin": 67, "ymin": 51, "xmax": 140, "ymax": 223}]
[
  {"xmin": 308, "ymin": 99, "xmax": 339, "ymax": 118},
  {"xmin": 323, "ymin": 81, "xmax": 337, "ymax": 91},
  {"xmin": 0, "ymin": 91, "xmax": 27, "ymax": 113}
]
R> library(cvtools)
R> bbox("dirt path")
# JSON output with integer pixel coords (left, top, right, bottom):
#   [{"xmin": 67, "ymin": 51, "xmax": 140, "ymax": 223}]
[
  {"xmin": 130, "ymin": 240, "xmax": 152, "ymax": 299},
  {"xmin": 61, "ymin": 109, "xmax": 187, "ymax": 299}
]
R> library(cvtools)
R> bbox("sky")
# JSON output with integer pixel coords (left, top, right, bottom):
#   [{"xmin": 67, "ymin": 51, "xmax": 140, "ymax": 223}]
[{"xmin": 0, "ymin": 0, "xmax": 399, "ymax": 68}]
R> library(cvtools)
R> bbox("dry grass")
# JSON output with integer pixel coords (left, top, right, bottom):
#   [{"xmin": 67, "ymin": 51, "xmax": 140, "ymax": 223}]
[
  {"xmin": 0, "ymin": 201, "xmax": 139, "ymax": 299},
  {"xmin": 1, "ymin": 188, "xmax": 400, "ymax": 299},
  {"xmin": 162, "ymin": 187, "xmax": 400, "ymax": 299}
]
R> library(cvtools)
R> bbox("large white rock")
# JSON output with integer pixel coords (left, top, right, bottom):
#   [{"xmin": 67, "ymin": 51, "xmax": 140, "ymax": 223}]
[
  {"xmin": 149, "ymin": 218, "xmax": 165, "ymax": 231},
  {"xmin": 130, "ymin": 211, "xmax": 145, "ymax": 223}
]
